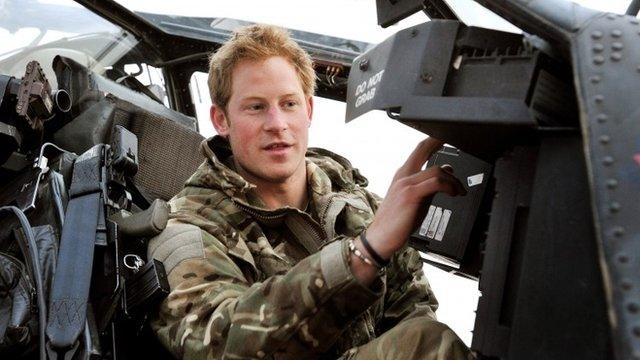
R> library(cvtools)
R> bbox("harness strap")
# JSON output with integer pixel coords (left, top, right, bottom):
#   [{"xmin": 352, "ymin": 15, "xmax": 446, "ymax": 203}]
[{"xmin": 46, "ymin": 145, "xmax": 104, "ymax": 355}]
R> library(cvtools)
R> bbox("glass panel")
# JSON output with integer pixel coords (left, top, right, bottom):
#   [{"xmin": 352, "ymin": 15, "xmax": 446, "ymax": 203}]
[
  {"xmin": 0, "ymin": 0, "xmax": 138, "ymax": 87},
  {"xmin": 189, "ymin": 71, "xmax": 214, "ymax": 136}
]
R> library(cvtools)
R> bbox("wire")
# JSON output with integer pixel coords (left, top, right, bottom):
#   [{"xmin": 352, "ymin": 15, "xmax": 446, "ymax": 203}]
[{"xmin": 0, "ymin": 206, "xmax": 46, "ymax": 360}]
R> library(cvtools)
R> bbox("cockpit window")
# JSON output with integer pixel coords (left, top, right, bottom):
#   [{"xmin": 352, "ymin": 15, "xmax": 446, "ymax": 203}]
[{"xmin": 0, "ymin": 0, "xmax": 139, "ymax": 86}]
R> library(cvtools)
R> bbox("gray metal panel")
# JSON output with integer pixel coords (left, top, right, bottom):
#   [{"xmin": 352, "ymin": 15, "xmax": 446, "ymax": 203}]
[
  {"xmin": 474, "ymin": 0, "xmax": 599, "ymax": 46},
  {"xmin": 345, "ymin": 20, "xmax": 460, "ymax": 122},
  {"xmin": 569, "ymin": 12, "xmax": 640, "ymax": 360},
  {"xmin": 474, "ymin": 2, "xmax": 640, "ymax": 357}
]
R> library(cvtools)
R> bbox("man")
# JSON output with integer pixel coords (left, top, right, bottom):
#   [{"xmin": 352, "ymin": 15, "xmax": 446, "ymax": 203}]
[{"xmin": 149, "ymin": 24, "xmax": 472, "ymax": 359}]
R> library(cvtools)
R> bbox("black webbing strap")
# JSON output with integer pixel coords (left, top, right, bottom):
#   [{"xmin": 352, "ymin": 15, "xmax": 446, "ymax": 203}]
[{"xmin": 46, "ymin": 145, "xmax": 104, "ymax": 357}]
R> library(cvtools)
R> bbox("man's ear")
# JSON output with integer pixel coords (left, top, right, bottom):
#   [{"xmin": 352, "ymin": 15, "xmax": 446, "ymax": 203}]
[
  {"xmin": 211, "ymin": 105, "xmax": 229, "ymax": 136},
  {"xmin": 306, "ymin": 96, "xmax": 313, "ymax": 127}
]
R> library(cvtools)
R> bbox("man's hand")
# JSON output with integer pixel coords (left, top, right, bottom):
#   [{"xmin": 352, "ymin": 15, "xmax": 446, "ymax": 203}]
[{"xmin": 350, "ymin": 137, "xmax": 466, "ymax": 285}]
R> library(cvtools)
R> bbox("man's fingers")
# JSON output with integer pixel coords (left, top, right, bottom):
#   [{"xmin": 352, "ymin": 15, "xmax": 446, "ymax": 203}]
[
  {"xmin": 398, "ymin": 137, "xmax": 444, "ymax": 177},
  {"xmin": 411, "ymin": 174, "xmax": 467, "ymax": 199},
  {"xmin": 400, "ymin": 165, "xmax": 467, "ymax": 196}
]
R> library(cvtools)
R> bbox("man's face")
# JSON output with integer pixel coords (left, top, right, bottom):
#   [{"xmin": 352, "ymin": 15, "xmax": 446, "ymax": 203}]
[{"xmin": 211, "ymin": 56, "xmax": 313, "ymax": 185}]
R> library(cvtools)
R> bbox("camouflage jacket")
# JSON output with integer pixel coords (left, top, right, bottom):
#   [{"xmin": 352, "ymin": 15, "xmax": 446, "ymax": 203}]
[{"xmin": 149, "ymin": 136, "xmax": 439, "ymax": 359}]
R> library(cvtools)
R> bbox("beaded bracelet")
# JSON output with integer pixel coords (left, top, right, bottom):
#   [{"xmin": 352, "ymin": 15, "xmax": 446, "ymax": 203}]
[{"xmin": 347, "ymin": 238, "xmax": 381, "ymax": 269}]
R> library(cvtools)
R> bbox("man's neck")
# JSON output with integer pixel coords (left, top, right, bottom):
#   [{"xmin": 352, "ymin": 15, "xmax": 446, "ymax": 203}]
[
  {"xmin": 234, "ymin": 162, "xmax": 308, "ymax": 210},
  {"xmin": 254, "ymin": 179, "xmax": 308, "ymax": 210}
]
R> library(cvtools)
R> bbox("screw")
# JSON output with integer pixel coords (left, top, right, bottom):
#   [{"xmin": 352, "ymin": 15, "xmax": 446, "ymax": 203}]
[
  {"xmin": 421, "ymin": 72, "xmax": 433, "ymax": 83},
  {"xmin": 359, "ymin": 59, "xmax": 369, "ymax": 71},
  {"xmin": 410, "ymin": 29, "xmax": 418, "ymax": 38}
]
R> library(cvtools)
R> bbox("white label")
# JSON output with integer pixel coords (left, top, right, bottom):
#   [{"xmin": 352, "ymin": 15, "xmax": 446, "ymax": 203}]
[
  {"xmin": 426, "ymin": 207, "xmax": 443, "ymax": 239},
  {"xmin": 434, "ymin": 209, "xmax": 452, "ymax": 241},
  {"xmin": 467, "ymin": 173, "xmax": 484, "ymax": 187},
  {"xmin": 419, "ymin": 205, "xmax": 436, "ymax": 236},
  {"xmin": 354, "ymin": 69, "xmax": 384, "ymax": 108}
]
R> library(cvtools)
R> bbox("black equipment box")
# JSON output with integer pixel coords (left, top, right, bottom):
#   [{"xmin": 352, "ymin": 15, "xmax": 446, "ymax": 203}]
[{"xmin": 409, "ymin": 145, "xmax": 492, "ymax": 277}]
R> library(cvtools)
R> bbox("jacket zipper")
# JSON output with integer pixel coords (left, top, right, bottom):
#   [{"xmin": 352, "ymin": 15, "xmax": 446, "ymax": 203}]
[
  {"xmin": 232, "ymin": 199, "xmax": 327, "ymax": 249},
  {"xmin": 317, "ymin": 194, "xmax": 339, "ymax": 236}
]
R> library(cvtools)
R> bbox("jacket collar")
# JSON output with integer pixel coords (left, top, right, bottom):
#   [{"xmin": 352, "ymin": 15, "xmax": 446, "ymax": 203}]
[{"xmin": 186, "ymin": 135, "xmax": 369, "ymax": 212}]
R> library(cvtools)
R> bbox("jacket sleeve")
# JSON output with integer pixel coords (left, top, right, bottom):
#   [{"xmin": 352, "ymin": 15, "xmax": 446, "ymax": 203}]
[
  {"xmin": 149, "ymin": 223, "xmax": 383, "ymax": 359},
  {"xmin": 359, "ymin": 187, "xmax": 440, "ymax": 333}
]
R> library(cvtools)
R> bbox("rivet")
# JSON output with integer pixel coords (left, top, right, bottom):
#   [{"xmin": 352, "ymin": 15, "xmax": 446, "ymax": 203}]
[
  {"xmin": 613, "ymin": 226, "xmax": 625, "ymax": 237},
  {"xmin": 359, "ymin": 59, "xmax": 369, "ymax": 71},
  {"xmin": 597, "ymin": 114, "xmax": 608, "ymax": 122},
  {"xmin": 628, "ymin": 303, "xmax": 639, "ymax": 313},
  {"xmin": 611, "ymin": 52, "xmax": 622, "ymax": 61},
  {"xmin": 592, "ymin": 43, "xmax": 604, "ymax": 52},
  {"xmin": 590, "ymin": 75, "xmax": 601, "ymax": 83},
  {"xmin": 603, "ymin": 156, "xmax": 615, "ymax": 165},
  {"xmin": 606, "ymin": 179, "xmax": 618, "ymax": 189},
  {"xmin": 612, "ymin": 29, "xmax": 623, "ymax": 38},
  {"xmin": 592, "ymin": 30, "xmax": 604, "ymax": 39},
  {"xmin": 607, "ymin": 13, "xmax": 616, "ymax": 20},
  {"xmin": 610, "ymin": 202, "xmax": 621, "ymax": 212},
  {"xmin": 621, "ymin": 280, "xmax": 632, "ymax": 290},
  {"xmin": 599, "ymin": 135, "xmax": 611, "ymax": 144},
  {"xmin": 633, "ymin": 326, "xmax": 640, "ymax": 338},
  {"xmin": 594, "ymin": 95, "xmax": 605, "ymax": 103},
  {"xmin": 637, "ymin": 65, "xmax": 640, "ymax": 73},
  {"xmin": 593, "ymin": 55, "xmax": 605, "ymax": 65},
  {"xmin": 410, "ymin": 29, "xmax": 419, "ymax": 37},
  {"xmin": 618, "ymin": 254, "xmax": 629, "ymax": 263},
  {"xmin": 631, "ymin": 18, "xmax": 639, "ymax": 25},
  {"xmin": 612, "ymin": 42, "xmax": 624, "ymax": 50}
]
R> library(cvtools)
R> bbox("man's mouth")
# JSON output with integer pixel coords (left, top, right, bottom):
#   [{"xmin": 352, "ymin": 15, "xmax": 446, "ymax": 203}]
[{"xmin": 264, "ymin": 142, "xmax": 292, "ymax": 150}]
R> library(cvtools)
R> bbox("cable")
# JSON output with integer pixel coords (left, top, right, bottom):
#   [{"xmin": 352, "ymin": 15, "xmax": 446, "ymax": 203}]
[{"xmin": 0, "ymin": 206, "xmax": 46, "ymax": 360}]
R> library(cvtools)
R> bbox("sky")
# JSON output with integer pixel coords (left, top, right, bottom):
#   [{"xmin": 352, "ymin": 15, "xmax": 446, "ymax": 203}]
[{"xmin": 6, "ymin": 0, "xmax": 633, "ymax": 346}]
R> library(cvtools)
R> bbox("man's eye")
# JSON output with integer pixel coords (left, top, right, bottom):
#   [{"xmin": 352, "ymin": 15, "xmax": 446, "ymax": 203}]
[
  {"xmin": 247, "ymin": 104, "xmax": 264, "ymax": 111},
  {"xmin": 283, "ymin": 101, "xmax": 298, "ymax": 108}
]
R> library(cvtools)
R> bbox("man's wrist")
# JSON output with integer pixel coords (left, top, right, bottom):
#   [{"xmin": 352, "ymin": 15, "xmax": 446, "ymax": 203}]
[
  {"xmin": 360, "ymin": 227, "xmax": 396, "ymax": 261},
  {"xmin": 359, "ymin": 231, "xmax": 391, "ymax": 267}
]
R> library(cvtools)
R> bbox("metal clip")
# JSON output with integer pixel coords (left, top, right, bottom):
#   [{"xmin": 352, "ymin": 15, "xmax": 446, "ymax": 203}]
[{"xmin": 123, "ymin": 254, "xmax": 145, "ymax": 273}]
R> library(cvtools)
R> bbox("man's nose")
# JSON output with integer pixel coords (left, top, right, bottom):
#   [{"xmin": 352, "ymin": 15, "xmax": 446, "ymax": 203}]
[{"xmin": 263, "ymin": 107, "xmax": 288, "ymax": 132}]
